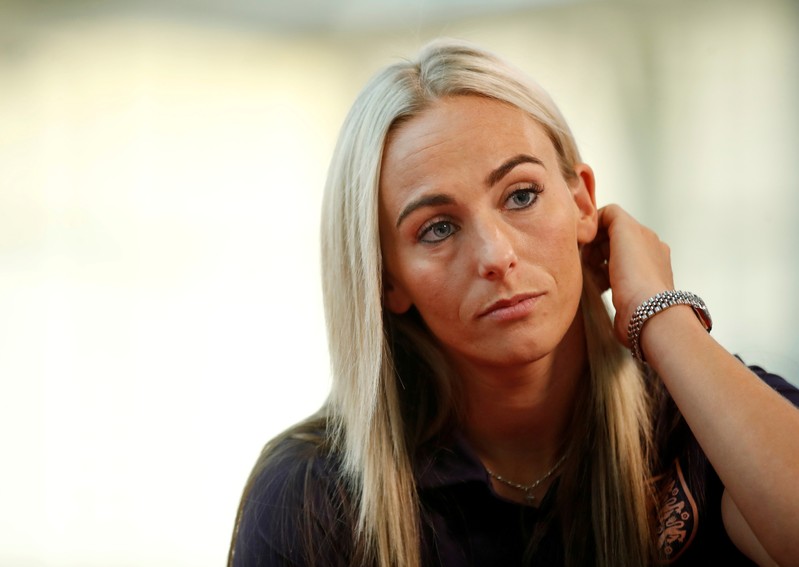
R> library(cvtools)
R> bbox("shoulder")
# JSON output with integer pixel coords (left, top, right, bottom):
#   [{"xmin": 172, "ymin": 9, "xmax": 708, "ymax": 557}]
[{"xmin": 231, "ymin": 419, "xmax": 355, "ymax": 567}]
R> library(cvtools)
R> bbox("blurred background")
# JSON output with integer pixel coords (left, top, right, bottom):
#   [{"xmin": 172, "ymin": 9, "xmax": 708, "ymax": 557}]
[{"xmin": 1, "ymin": 0, "xmax": 797, "ymax": 565}]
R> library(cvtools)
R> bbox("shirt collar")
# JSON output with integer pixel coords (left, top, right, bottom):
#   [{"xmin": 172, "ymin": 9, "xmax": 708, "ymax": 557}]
[
  {"xmin": 413, "ymin": 429, "xmax": 561, "ymax": 512},
  {"xmin": 415, "ymin": 429, "xmax": 489, "ymax": 490}
]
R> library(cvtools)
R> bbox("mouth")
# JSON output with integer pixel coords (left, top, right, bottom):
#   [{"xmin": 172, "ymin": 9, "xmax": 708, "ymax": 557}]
[{"xmin": 477, "ymin": 292, "xmax": 544, "ymax": 320}]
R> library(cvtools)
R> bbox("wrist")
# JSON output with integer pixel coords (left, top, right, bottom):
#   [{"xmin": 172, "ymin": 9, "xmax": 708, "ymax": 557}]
[{"xmin": 626, "ymin": 290, "xmax": 713, "ymax": 363}]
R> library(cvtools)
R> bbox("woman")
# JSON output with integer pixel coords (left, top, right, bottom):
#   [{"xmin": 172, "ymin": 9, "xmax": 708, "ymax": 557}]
[{"xmin": 229, "ymin": 39, "xmax": 799, "ymax": 567}]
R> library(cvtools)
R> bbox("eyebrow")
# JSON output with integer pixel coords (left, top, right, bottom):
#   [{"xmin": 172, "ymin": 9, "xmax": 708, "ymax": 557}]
[
  {"xmin": 394, "ymin": 154, "xmax": 545, "ymax": 229},
  {"xmin": 396, "ymin": 194, "xmax": 455, "ymax": 228},
  {"xmin": 485, "ymin": 154, "xmax": 545, "ymax": 187}
]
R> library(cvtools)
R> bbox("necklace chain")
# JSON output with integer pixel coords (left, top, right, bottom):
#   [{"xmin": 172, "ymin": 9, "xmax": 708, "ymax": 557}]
[{"xmin": 485, "ymin": 453, "xmax": 568, "ymax": 503}]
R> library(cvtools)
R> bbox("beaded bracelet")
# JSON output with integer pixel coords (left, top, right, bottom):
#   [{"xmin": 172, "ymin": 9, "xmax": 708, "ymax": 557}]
[{"xmin": 627, "ymin": 290, "xmax": 713, "ymax": 363}]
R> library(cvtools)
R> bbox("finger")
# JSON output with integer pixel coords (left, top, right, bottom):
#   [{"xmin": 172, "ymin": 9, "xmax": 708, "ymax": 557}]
[{"xmin": 596, "ymin": 204, "xmax": 629, "ymax": 232}]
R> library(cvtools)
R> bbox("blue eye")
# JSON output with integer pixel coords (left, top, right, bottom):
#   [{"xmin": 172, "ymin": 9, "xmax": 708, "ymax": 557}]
[
  {"xmin": 506, "ymin": 186, "xmax": 542, "ymax": 210},
  {"xmin": 419, "ymin": 220, "xmax": 459, "ymax": 243}
]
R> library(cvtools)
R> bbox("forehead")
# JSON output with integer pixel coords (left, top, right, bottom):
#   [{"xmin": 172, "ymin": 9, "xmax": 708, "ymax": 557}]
[{"xmin": 380, "ymin": 95, "xmax": 556, "ymax": 193}]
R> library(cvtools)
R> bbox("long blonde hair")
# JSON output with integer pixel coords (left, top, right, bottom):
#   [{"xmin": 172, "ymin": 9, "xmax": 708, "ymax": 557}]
[{"xmin": 234, "ymin": 38, "xmax": 656, "ymax": 567}]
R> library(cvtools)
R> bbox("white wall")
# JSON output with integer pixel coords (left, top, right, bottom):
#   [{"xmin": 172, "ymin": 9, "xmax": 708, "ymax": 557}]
[{"xmin": 0, "ymin": 1, "xmax": 796, "ymax": 565}]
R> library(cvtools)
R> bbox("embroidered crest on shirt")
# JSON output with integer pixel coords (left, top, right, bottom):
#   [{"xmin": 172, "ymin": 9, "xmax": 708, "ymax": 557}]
[{"xmin": 654, "ymin": 459, "xmax": 698, "ymax": 563}]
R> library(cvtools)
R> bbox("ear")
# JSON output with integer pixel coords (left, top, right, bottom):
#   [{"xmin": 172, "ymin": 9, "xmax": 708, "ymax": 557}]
[
  {"xmin": 570, "ymin": 163, "xmax": 598, "ymax": 245},
  {"xmin": 383, "ymin": 272, "xmax": 413, "ymax": 314}
]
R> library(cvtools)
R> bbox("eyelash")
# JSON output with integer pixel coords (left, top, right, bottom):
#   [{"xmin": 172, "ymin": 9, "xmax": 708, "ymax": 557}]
[
  {"xmin": 505, "ymin": 184, "xmax": 544, "ymax": 210},
  {"xmin": 417, "ymin": 218, "xmax": 459, "ymax": 244},
  {"xmin": 416, "ymin": 184, "xmax": 544, "ymax": 244}
]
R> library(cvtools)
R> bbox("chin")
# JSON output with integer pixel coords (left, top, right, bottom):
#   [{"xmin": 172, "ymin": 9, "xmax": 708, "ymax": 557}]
[{"xmin": 451, "ymin": 335, "xmax": 563, "ymax": 370}]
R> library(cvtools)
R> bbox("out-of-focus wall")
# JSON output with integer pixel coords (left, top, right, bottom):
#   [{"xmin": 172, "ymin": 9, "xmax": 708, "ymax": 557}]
[{"xmin": 0, "ymin": 1, "xmax": 796, "ymax": 565}]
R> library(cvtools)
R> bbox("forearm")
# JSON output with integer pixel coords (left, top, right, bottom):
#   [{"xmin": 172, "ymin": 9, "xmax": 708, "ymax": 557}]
[{"xmin": 642, "ymin": 305, "xmax": 799, "ymax": 565}]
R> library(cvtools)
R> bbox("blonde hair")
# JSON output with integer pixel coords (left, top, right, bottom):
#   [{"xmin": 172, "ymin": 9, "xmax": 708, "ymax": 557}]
[{"xmin": 234, "ymin": 38, "xmax": 656, "ymax": 567}]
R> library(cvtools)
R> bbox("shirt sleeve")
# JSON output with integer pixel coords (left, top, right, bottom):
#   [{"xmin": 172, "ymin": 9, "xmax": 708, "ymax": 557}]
[
  {"xmin": 747, "ymin": 364, "xmax": 799, "ymax": 407},
  {"xmin": 654, "ymin": 361, "xmax": 798, "ymax": 565},
  {"xmin": 231, "ymin": 442, "xmax": 354, "ymax": 567}
]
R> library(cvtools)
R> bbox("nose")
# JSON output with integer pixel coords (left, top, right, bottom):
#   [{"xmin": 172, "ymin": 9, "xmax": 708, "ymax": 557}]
[{"xmin": 475, "ymin": 220, "xmax": 517, "ymax": 280}]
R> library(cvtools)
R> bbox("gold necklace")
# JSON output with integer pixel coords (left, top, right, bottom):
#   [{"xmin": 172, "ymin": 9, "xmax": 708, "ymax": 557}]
[{"xmin": 485, "ymin": 453, "xmax": 568, "ymax": 503}]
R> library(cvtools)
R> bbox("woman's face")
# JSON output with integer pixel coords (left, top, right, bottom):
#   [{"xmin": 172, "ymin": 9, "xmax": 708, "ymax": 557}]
[{"xmin": 379, "ymin": 95, "xmax": 598, "ymax": 372}]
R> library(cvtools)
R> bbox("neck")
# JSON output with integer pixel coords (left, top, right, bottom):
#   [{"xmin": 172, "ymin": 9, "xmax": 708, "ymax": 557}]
[{"xmin": 456, "ymin": 314, "xmax": 588, "ymax": 482}]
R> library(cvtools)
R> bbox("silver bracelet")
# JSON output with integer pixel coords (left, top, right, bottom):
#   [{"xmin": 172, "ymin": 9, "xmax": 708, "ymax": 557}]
[{"xmin": 627, "ymin": 290, "xmax": 712, "ymax": 363}]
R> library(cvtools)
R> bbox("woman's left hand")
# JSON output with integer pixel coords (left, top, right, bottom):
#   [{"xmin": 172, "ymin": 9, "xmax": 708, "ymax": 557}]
[{"xmin": 582, "ymin": 204, "xmax": 675, "ymax": 347}]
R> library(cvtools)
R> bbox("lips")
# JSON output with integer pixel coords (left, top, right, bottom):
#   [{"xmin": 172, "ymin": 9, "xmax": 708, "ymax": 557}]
[{"xmin": 477, "ymin": 292, "xmax": 543, "ymax": 319}]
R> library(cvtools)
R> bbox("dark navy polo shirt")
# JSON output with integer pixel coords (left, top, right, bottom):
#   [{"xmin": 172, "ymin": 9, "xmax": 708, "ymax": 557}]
[{"xmin": 233, "ymin": 366, "xmax": 799, "ymax": 566}]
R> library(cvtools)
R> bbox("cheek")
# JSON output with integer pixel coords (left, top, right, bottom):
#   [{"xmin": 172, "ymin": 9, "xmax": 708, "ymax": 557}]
[
  {"xmin": 523, "ymin": 214, "xmax": 584, "ymax": 294},
  {"xmin": 397, "ymin": 254, "xmax": 469, "ymax": 321},
  {"xmin": 523, "ymin": 207, "xmax": 580, "ymax": 260},
  {"xmin": 406, "ymin": 263, "xmax": 456, "ymax": 304}
]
